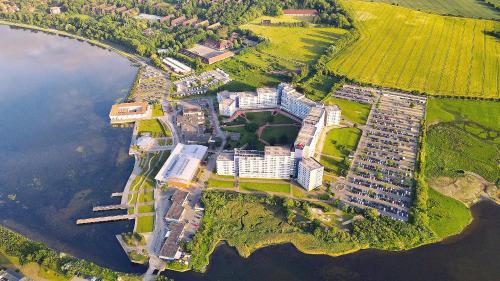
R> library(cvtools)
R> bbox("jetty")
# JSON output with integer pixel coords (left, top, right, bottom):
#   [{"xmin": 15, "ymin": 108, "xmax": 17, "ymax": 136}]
[
  {"xmin": 93, "ymin": 204, "xmax": 130, "ymax": 211},
  {"xmin": 76, "ymin": 214, "xmax": 136, "ymax": 225}
]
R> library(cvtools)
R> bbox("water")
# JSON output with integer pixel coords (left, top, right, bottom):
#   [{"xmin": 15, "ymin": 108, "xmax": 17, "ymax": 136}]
[
  {"xmin": 1, "ymin": 24, "xmax": 499, "ymax": 281},
  {"xmin": 0, "ymin": 25, "xmax": 143, "ymax": 272},
  {"xmin": 169, "ymin": 201, "xmax": 500, "ymax": 281}
]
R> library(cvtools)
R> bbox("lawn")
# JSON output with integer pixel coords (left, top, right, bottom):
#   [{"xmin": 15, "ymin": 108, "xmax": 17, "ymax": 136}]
[
  {"xmin": 427, "ymin": 188, "xmax": 472, "ymax": 239},
  {"xmin": 241, "ymin": 19, "xmax": 347, "ymax": 64},
  {"xmin": 138, "ymin": 205, "xmax": 154, "ymax": 213},
  {"xmin": 245, "ymin": 111, "xmax": 273, "ymax": 125},
  {"xmin": 327, "ymin": 0, "xmax": 500, "ymax": 98},
  {"xmin": 321, "ymin": 127, "xmax": 361, "ymax": 158},
  {"xmin": 224, "ymin": 125, "xmax": 264, "ymax": 150},
  {"xmin": 261, "ymin": 125, "xmax": 299, "ymax": 145},
  {"xmin": 139, "ymin": 190, "xmax": 154, "ymax": 203},
  {"xmin": 207, "ymin": 177, "xmax": 235, "ymax": 189},
  {"xmin": 324, "ymin": 96, "xmax": 371, "ymax": 125},
  {"xmin": 136, "ymin": 215, "xmax": 154, "ymax": 233},
  {"xmin": 369, "ymin": 0, "xmax": 499, "ymax": 20},
  {"xmin": 320, "ymin": 155, "xmax": 346, "ymax": 175},
  {"xmin": 137, "ymin": 119, "xmax": 169, "ymax": 137},
  {"xmin": 152, "ymin": 103, "xmax": 164, "ymax": 117},
  {"xmin": 239, "ymin": 181, "xmax": 291, "ymax": 194}
]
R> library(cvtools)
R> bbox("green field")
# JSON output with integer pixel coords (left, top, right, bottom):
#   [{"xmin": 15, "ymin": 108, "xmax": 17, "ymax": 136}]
[
  {"xmin": 241, "ymin": 19, "xmax": 347, "ymax": 64},
  {"xmin": 369, "ymin": 0, "xmax": 500, "ymax": 19},
  {"xmin": 324, "ymin": 96, "xmax": 371, "ymax": 124},
  {"xmin": 207, "ymin": 177, "xmax": 235, "ymax": 189},
  {"xmin": 224, "ymin": 125, "xmax": 264, "ymax": 150},
  {"xmin": 261, "ymin": 125, "xmax": 299, "ymax": 145},
  {"xmin": 427, "ymin": 98, "xmax": 500, "ymax": 130},
  {"xmin": 425, "ymin": 98, "xmax": 500, "ymax": 182},
  {"xmin": 322, "ymin": 127, "xmax": 362, "ymax": 158},
  {"xmin": 239, "ymin": 181, "xmax": 291, "ymax": 194},
  {"xmin": 137, "ymin": 119, "xmax": 169, "ymax": 137},
  {"xmin": 328, "ymin": 1, "xmax": 500, "ymax": 98},
  {"xmin": 427, "ymin": 188, "xmax": 472, "ymax": 239},
  {"xmin": 136, "ymin": 215, "xmax": 154, "ymax": 233}
]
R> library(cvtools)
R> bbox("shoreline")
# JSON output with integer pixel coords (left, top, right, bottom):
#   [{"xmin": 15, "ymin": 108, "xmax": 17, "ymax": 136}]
[{"xmin": 0, "ymin": 20, "xmax": 144, "ymax": 65}]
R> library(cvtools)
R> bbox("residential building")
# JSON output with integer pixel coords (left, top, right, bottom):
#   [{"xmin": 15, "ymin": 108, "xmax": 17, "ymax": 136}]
[
  {"xmin": 217, "ymin": 146, "xmax": 295, "ymax": 179},
  {"xmin": 170, "ymin": 15, "xmax": 186, "ymax": 27},
  {"xmin": 159, "ymin": 222, "xmax": 185, "ymax": 260},
  {"xmin": 206, "ymin": 22, "xmax": 221, "ymax": 30},
  {"xmin": 297, "ymin": 158, "xmax": 324, "ymax": 190},
  {"xmin": 0, "ymin": 269, "xmax": 28, "ymax": 281},
  {"xmin": 155, "ymin": 143, "xmax": 208, "ymax": 187},
  {"xmin": 218, "ymin": 98, "xmax": 237, "ymax": 117},
  {"xmin": 278, "ymin": 83, "xmax": 316, "ymax": 119},
  {"xmin": 165, "ymin": 189, "xmax": 189, "ymax": 222},
  {"xmin": 325, "ymin": 105, "xmax": 341, "ymax": 126},
  {"xmin": 109, "ymin": 102, "xmax": 151, "ymax": 123}
]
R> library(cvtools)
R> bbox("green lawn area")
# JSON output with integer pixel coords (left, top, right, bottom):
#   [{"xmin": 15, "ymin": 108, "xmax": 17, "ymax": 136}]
[
  {"xmin": 302, "ymin": 74, "xmax": 341, "ymax": 101},
  {"xmin": 241, "ymin": 19, "xmax": 347, "ymax": 64},
  {"xmin": 327, "ymin": 0, "xmax": 500, "ymax": 98},
  {"xmin": 369, "ymin": 0, "xmax": 499, "ymax": 20},
  {"xmin": 322, "ymin": 127, "xmax": 361, "ymax": 158},
  {"xmin": 261, "ymin": 125, "xmax": 299, "ymax": 145},
  {"xmin": 137, "ymin": 119, "xmax": 169, "ymax": 137},
  {"xmin": 207, "ymin": 177, "xmax": 235, "ymax": 189},
  {"xmin": 224, "ymin": 125, "xmax": 263, "ymax": 150},
  {"xmin": 324, "ymin": 96, "xmax": 371, "ymax": 125},
  {"xmin": 136, "ymin": 215, "xmax": 154, "ymax": 233},
  {"xmin": 427, "ymin": 188, "xmax": 472, "ymax": 239},
  {"xmin": 427, "ymin": 98, "xmax": 500, "ymax": 131},
  {"xmin": 320, "ymin": 155, "xmax": 345, "ymax": 175},
  {"xmin": 138, "ymin": 205, "xmax": 154, "ymax": 213},
  {"xmin": 245, "ymin": 111, "xmax": 272, "ymax": 125},
  {"xmin": 152, "ymin": 103, "xmax": 164, "ymax": 117},
  {"xmin": 139, "ymin": 190, "xmax": 154, "ymax": 203},
  {"xmin": 255, "ymin": 15, "xmax": 316, "ymax": 23},
  {"xmin": 239, "ymin": 181, "xmax": 291, "ymax": 194}
]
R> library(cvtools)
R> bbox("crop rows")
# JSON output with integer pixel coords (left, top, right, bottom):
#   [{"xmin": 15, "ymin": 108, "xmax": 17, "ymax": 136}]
[{"xmin": 328, "ymin": 1, "xmax": 500, "ymax": 98}]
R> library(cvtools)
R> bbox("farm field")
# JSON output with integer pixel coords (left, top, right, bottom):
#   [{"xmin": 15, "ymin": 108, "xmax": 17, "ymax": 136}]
[
  {"xmin": 369, "ymin": 0, "xmax": 500, "ymax": 20},
  {"xmin": 328, "ymin": 0, "xmax": 500, "ymax": 98},
  {"xmin": 241, "ymin": 18, "xmax": 347, "ymax": 64}
]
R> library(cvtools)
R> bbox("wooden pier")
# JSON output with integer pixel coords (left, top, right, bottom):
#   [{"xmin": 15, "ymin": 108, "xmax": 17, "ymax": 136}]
[
  {"xmin": 76, "ymin": 214, "xmax": 136, "ymax": 225},
  {"xmin": 111, "ymin": 192, "xmax": 123, "ymax": 197},
  {"xmin": 93, "ymin": 204, "xmax": 130, "ymax": 211}
]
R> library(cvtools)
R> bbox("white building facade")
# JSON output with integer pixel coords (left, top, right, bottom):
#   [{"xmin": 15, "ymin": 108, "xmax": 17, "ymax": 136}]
[
  {"xmin": 297, "ymin": 158, "xmax": 324, "ymax": 190},
  {"xmin": 325, "ymin": 105, "xmax": 341, "ymax": 126}
]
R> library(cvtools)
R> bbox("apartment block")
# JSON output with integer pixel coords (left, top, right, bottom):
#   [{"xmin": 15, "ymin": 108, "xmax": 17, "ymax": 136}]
[
  {"xmin": 325, "ymin": 105, "xmax": 341, "ymax": 126},
  {"xmin": 297, "ymin": 158, "xmax": 324, "ymax": 191}
]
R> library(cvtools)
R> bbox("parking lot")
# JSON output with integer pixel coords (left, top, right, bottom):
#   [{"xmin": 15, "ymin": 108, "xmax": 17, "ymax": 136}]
[
  {"xmin": 131, "ymin": 66, "xmax": 169, "ymax": 102},
  {"xmin": 335, "ymin": 87, "xmax": 426, "ymax": 221},
  {"xmin": 173, "ymin": 69, "xmax": 230, "ymax": 97}
]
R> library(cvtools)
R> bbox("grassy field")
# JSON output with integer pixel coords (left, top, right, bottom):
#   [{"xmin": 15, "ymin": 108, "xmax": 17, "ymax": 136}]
[
  {"xmin": 324, "ymin": 96, "xmax": 371, "ymax": 124},
  {"xmin": 224, "ymin": 126, "xmax": 264, "ymax": 150},
  {"xmin": 136, "ymin": 215, "xmax": 154, "ymax": 233},
  {"xmin": 207, "ymin": 177, "xmax": 235, "ymax": 189},
  {"xmin": 369, "ymin": 0, "xmax": 500, "ymax": 19},
  {"xmin": 261, "ymin": 125, "xmax": 299, "ymax": 145},
  {"xmin": 241, "ymin": 19, "xmax": 347, "ymax": 64},
  {"xmin": 427, "ymin": 98, "xmax": 500, "ymax": 130},
  {"xmin": 328, "ymin": 0, "xmax": 500, "ymax": 98},
  {"xmin": 137, "ymin": 119, "xmax": 169, "ymax": 137},
  {"xmin": 322, "ymin": 127, "xmax": 362, "ymax": 158},
  {"xmin": 427, "ymin": 188, "xmax": 472, "ymax": 239},
  {"xmin": 0, "ymin": 251, "xmax": 69, "ymax": 281},
  {"xmin": 239, "ymin": 181, "xmax": 291, "ymax": 194},
  {"xmin": 425, "ymin": 98, "xmax": 499, "ymax": 182}
]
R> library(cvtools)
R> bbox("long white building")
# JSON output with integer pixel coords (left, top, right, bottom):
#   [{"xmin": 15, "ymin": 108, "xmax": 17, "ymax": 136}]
[
  {"xmin": 216, "ymin": 146, "xmax": 295, "ymax": 179},
  {"xmin": 216, "ymin": 83, "xmax": 342, "ymax": 190}
]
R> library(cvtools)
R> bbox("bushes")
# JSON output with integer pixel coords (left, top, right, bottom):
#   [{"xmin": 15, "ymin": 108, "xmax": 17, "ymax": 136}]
[{"xmin": 0, "ymin": 226, "xmax": 124, "ymax": 281}]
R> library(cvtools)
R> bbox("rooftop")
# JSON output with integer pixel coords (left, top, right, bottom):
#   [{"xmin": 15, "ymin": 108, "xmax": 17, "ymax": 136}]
[
  {"xmin": 295, "ymin": 124, "xmax": 317, "ymax": 147},
  {"xmin": 109, "ymin": 102, "xmax": 149, "ymax": 117},
  {"xmin": 155, "ymin": 144, "xmax": 208, "ymax": 183},
  {"xmin": 159, "ymin": 222, "xmax": 185, "ymax": 259},
  {"xmin": 265, "ymin": 146, "xmax": 292, "ymax": 156},
  {"xmin": 300, "ymin": 157, "xmax": 323, "ymax": 170},
  {"xmin": 303, "ymin": 106, "xmax": 325, "ymax": 125}
]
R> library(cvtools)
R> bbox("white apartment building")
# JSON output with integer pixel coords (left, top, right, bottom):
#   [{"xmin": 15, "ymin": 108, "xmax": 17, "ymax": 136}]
[
  {"xmin": 216, "ymin": 146, "xmax": 295, "ymax": 179},
  {"xmin": 216, "ymin": 152, "xmax": 236, "ymax": 175},
  {"xmin": 218, "ymin": 98, "xmax": 237, "ymax": 117},
  {"xmin": 325, "ymin": 105, "xmax": 341, "ymax": 126},
  {"xmin": 278, "ymin": 83, "xmax": 316, "ymax": 119},
  {"xmin": 297, "ymin": 158, "xmax": 324, "ymax": 191}
]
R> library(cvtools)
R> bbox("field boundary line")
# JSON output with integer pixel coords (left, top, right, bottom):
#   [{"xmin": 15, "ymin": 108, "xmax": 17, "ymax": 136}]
[
  {"xmin": 450, "ymin": 21, "xmax": 472, "ymax": 95},
  {"xmin": 465, "ymin": 21, "xmax": 479, "ymax": 96},
  {"xmin": 436, "ymin": 20, "xmax": 465, "ymax": 95}
]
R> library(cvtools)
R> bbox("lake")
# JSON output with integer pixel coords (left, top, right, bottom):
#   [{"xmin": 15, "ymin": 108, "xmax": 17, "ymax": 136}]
[{"xmin": 1, "ymin": 24, "xmax": 499, "ymax": 281}]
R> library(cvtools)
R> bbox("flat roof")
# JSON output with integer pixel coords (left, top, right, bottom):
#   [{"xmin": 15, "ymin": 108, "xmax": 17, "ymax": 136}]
[
  {"xmin": 295, "ymin": 124, "xmax": 316, "ymax": 147},
  {"xmin": 300, "ymin": 157, "xmax": 323, "ymax": 170},
  {"xmin": 303, "ymin": 107, "xmax": 324, "ymax": 124},
  {"xmin": 217, "ymin": 152, "xmax": 235, "ymax": 161},
  {"xmin": 109, "ymin": 102, "xmax": 148, "ymax": 116},
  {"xmin": 155, "ymin": 144, "xmax": 208, "ymax": 183},
  {"xmin": 265, "ymin": 146, "xmax": 292, "ymax": 156},
  {"xmin": 187, "ymin": 44, "xmax": 234, "ymax": 59}
]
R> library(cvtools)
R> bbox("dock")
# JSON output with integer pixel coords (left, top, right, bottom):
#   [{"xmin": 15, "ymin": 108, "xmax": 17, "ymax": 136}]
[
  {"xmin": 93, "ymin": 204, "xmax": 130, "ymax": 211},
  {"xmin": 111, "ymin": 192, "xmax": 123, "ymax": 197},
  {"xmin": 76, "ymin": 214, "xmax": 136, "ymax": 225}
]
